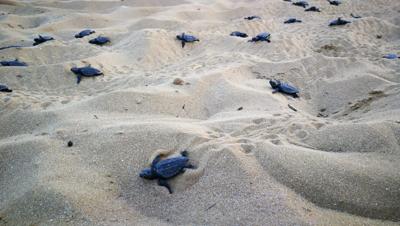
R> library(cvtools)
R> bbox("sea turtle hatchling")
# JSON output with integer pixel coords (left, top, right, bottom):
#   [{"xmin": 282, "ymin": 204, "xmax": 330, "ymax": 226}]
[
  {"xmin": 230, "ymin": 31, "xmax": 248, "ymax": 38},
  {"xmin": 269, "ymin": 79, "xmax": 299, "ymax": 98},
  {"xmin": 329, "ymin": 17, "xmax": 351, "ymax": 26},
  {"xmin": 89, "ymin": 36, "xmax": 110, "ymax": 45},
  {"xmin": 33, "ymin": 35, "xmax": 54, "ymax": 46},
  {"xmin": 70, "ymin": 65, "xmax": 103, "ymax": 84},
  {"xmin": 0, "ymin": 84, "xmax": 12, "ymax": 92},
  {"xmin": 139, "ymin": 150, "xmax": 195, "ymax": 194},
  {"xmin": 284, "ymin": 18, "xmax": 302, "ymax": 24},
  {"xmin": 75, "ymin": 29, "xmax": 95, "ymax": 38},
  {"xmin": 292, "ymin": 1, "xmax": 309, "ymax": 8},
  {"xmin": 176, "ymin": 33, "xmax": 200, "ymax": 48},
  {"xmin": 327, "ymin": 0, "xmax": 341, "ymax": 6},
  {"xmin": 0, "ymin": 59, "xmax": 27, "ymax": 66},
  {"xmin": 383, "ymin": 54, "xmax": 399, "ymax": 59},
  {"xmin": 248, "ymin": 32, "xmax": 271, "ymax": 43},
  {"xmin": 305, "ymin": 6, "xmax": 321, "ymax": 12}
]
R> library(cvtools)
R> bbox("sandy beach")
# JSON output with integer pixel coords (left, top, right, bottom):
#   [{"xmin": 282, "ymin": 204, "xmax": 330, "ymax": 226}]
[{"xmin": 0, "ymin": 0, "xmax": 399, "ymax": 225}]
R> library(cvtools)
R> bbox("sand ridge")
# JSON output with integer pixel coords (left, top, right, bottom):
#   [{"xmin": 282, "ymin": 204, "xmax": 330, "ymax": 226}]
[{"xmin": 1, "ymin": 0, "xmax": 400, "ymax": 225}]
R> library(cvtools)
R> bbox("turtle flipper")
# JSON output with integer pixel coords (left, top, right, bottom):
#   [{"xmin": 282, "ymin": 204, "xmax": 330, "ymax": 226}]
[
  {"xmin": 272, "ymin": 89, "xmax": 279, "ymax": 93},
  {"xmin": 185, "ymin": 163, "xmax": 195, "ymax": 169},
  {"xmin": 181, "ymin": 40, "xmax": 185, "ymax": 48},
  {"xmin": 77, "ymin": 75, "xmax": 82, "ymax": 84},
  {"xmin": 158, "ymin": 179, "xmax": 173, "ymax": 194}
]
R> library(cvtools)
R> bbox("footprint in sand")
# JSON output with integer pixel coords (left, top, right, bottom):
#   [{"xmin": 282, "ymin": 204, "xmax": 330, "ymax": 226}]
[
  {"xmin": 41, "ymin": 102, "xmax": 52, "ymax": 109},
  {"xmin": 61, "ymin": 99, "xmax": 70, "ymax": 104},
  {"xmin": 270, "ymin": 139, "xmax": 282, "ymax": 145},
  {"xmin": 253, "ymin": 118, "xmax": 266, "ymax": 124},
  {"xmin": 288, "ymin": 123, "xmax": 302, "ymax": 134},
  {"xmin": 240, "ymin": 143, "xmax": 255, "ymax": 154},
  {"xmin": 296, "ymin": 130, "xmax": 308, "ymax": 139}
]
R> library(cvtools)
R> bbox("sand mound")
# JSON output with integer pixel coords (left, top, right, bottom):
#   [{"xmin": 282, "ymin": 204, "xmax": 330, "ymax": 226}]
[{"xmin": 1, "ymin": 0, "xmax": 399, "ymax": 225}]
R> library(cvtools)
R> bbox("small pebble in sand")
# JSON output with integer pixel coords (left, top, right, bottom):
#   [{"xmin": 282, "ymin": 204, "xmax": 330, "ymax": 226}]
[
  {"xmin": 288, "ymin": 104, "xmax": 297, "ymax": 112},
  {"xmin": 173, "ymin": 78, "xmax": 184, "ymax": 85},
  {"xmin": 67, "ymin": 141, "xmax": 73, "ymax": 147}
]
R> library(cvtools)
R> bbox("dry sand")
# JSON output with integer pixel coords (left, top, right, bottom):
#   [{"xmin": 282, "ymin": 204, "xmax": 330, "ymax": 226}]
[{"xmin": 1, "ymin": 0, "xmax": 400, "ymax": 225}]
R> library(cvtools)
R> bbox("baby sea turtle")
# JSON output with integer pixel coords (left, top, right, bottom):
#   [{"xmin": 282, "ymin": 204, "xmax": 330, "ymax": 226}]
[
  {"xmin": 244, "ymin": 16, "xmax": 261, "ymax": 20},
  {"xmin": 176, "ymin": 33, "xmax": 199, "ymax": 48},
  {"xmin": 249, "ymin": 32, "xmax": 271, "ymax": 43},
  {"xmin": 75, "ymin": 29, "xmax": 95, "ymax": 38},
  {"xmin": 70, "ymin": 65, "xmax": 103, "ymax": 84},
  {"xmin": 383, "ymin": 54, "xmax": 399, "ymax": 59},
  {"xmin": 230, "ymin": 31, "xmax": 248, "ymax": 38},
  {"xmin": 329, "ymin": 17, "xmax": 351, "ymax": 26},
  {"xmin": 292, "ymin": 1, "xmax": 309, "ymax": 8},
  {"xmin": 284, "ymin": 18, "xmax": 302, "ymax": 24},
  {"xmin": 0, "ymin": 84, "xmax": 12, "ymax": 92},
  {"xmin": 139, "ymin": 150, "xmax": 195, "ymax": 194},
  {"xmin": 327, "ymin": 0, "xmax": 341, "ymax": 6},
  {"xmin": 89, "ymin": 36, "xmax": 110, "ymax": 45},
  {"xmin": 0, "ymin": 59, "xmax": 27, "ymax": 66},
  {"xmin": 269, "ymin": 80, "xmax": 299, "ymax": 98},
  {"xmin": 305, "ymin": 6, "xmax": 321, "ymax": 12},
  {"xmin": 33, "ymin": 35, "xmax": 54, "ymax": 46}
]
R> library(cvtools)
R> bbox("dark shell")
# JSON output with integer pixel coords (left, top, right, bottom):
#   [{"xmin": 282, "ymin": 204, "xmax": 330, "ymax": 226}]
[
  {"xmin": 249, "ymin": 32, "xmax": 271, "ymax": 42},
  {"xmin": 75, "ymin": 29, "xmax": 95, "ymax": 38},
  {"xmin": 279, "ymin": 82, "xmax": 299, "ymax": 94},
  {"xmin": 153, "ymin": 156, "xmax": 189, "ymax": 179},
  {"xmin": 328, "ymin": 0, "xmax": 341, "ymax": 6},
  {"xmin": 284, "ymin": 18, "xmax": 302, "ymax": 24},
  {"xmin": 383, "ymin": 54, "xmax": 399, "ymax": 59},
  {"xmin": 71, "ymin": 66, "xmax": 102, "ymax": 76},
  {"xmin": 176, "ymin": 33, "xmax": 199, "ymax": 42},
  {"xmin": 89, "ymin": 36, "xmax": 110, "ymax": 45},
  {"xmin": 0, "ymin": 59, "xmax": 27, "ymax": 66},
  {"xmin": 230, "ymin": 31, "xmax": 248, "ymax": 38},
  {"xmin": 270, "ymin": 80, "xmax": 299, "ymax": 95},
  {"xmin": 329, "ymin": 18, "xmax": 350, "ymax": 26},
  {"xmin": 292, "ymin": 1, "xmax": 309, "ymax": 8},
  {"xmin": 0, "ymin": 84, "xmax": 12, "ymax": 92},
  {"xmin": 257, "ymin": 32, "xmax": 270, "ymax": 39},
  {"xmin": 305, "ymin": 6, "xmax": 320, "ymax": 12}
]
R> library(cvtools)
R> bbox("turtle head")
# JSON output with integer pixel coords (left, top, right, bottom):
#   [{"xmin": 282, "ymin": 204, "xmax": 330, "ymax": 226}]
[
  {"xmin": 269, "ymin": 80, "xmax": 281, "ymax": 89},
  {"xmin": 139, "ymin": 167, "xmax": 157, "ymax": 180},
  {"xmin": 71, "ymin": 67, "xmax": 79, "ymax": 73}
]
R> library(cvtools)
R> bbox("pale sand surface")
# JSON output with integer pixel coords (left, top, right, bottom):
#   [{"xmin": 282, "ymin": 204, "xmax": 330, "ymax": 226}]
[{"xmin": 0, "ymin": 0, "xmax": 400, "ymax": 225}]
